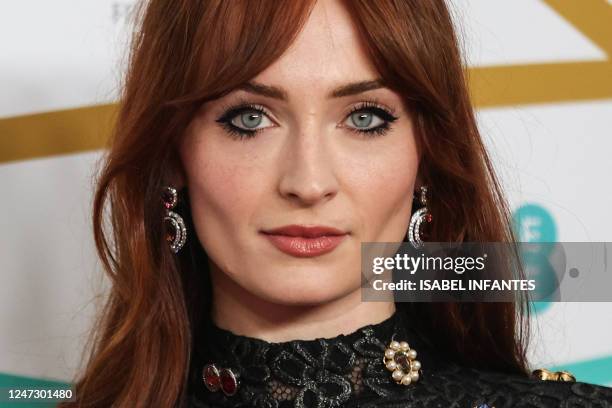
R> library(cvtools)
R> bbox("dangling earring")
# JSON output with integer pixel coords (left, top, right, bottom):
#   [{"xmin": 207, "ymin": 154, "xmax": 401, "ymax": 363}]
[
  {"xmin": 407, "ymin": 186, "xmax": 432, "ymax": 249},
  {"xmin": 162, "ymin": 186, "xmax": 187, "ymax": 253}
]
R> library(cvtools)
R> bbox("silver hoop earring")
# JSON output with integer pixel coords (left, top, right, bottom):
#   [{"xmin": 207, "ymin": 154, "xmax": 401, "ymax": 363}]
[
  {"xmin": 407, "ymin": 186, "xmax": 432, "ymax": 249},
  {"xmin": 162, "ymin": 186, "xmax": 187, "ymax": 253}
]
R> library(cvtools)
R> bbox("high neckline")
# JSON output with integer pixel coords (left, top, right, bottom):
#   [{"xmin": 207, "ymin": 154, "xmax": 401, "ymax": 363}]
[
  {"xmin": 204, "ymin": 309, "xmax": 400, "ymax": 349},
  {"xmin": 187, "ymin": 308, "xmax": 434, "ymax": 408}
]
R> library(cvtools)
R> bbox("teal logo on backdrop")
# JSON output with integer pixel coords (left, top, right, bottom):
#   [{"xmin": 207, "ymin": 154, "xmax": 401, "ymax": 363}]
[
  {"xmin": 513, "ymin": 204, "xmax": 557, "ymax": 243},
  {"xmin": 512, "ymin": 203, "xmax": 558, "ymax": 315}
]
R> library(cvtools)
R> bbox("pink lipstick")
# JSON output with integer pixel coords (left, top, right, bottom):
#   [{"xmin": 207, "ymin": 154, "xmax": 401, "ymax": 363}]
[{"xmin": 260, "ymin": 225, "xmax": 348, "ymax": 258}]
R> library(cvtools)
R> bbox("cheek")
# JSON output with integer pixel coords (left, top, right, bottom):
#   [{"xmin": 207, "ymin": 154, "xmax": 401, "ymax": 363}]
[
  {"xmin": 348, "ymin": 130, "xmax": 418, "ymax": 215},
  {"xmin": 180, "ymin": 131, "xmax": 265, "ymax": 238},
  {"xmin": 341, "ymin": 130, "xmax": 418, "ymax": 237},
  {"xmin": 192, "ymin": 163, "xmax": 252, "ymax": 223}
]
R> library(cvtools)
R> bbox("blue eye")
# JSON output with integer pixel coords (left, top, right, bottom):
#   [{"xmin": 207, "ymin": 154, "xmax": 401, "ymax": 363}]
[
  {"xmin": 238, "ymin": 111, "xmax": 266, "ymax": 129},
  {"xmin": 343, "ymin": 102, "xmax": 398, "ymax": 137},
  {"xmin": 229, "ymin": 109, "xmax": 274, "ymax": 131},
  {"xmin": 348, "ymin": 111, "xmax": 385, "ymax": 129},
  {"xmin": 216, "ymin": 99, "xmax": 399, "ymax": 140},
  {"xmin": 215, "ymin": 103, "xmax": 275, "ymax": 139}
]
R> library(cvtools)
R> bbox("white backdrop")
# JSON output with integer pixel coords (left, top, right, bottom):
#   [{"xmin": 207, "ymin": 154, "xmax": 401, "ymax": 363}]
[{"xmin": 1, "ymin": 0, "xmax": 611, "ymax": 387}]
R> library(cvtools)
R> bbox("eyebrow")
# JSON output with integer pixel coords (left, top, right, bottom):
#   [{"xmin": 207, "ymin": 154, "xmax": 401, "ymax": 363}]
[{"xmin": 235, "ymin": 79, "xmax": 385, "ymax": 101}]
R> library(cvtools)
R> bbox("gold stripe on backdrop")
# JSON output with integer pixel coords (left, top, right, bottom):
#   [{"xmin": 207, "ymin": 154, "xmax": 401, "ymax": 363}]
[
  {"xmin": 0, "ymin": 104, "xmax": 118, "ymax": 164},
  {"xmin": 468, "ymin": 61, "xmax": 612, "ymax": 108},
  {"xmin": 469, "ymin": 0, "xmax": 612, "ymax": 107},
  {"xmin": 0, "ymin": 0, "xmax": 610, "ymax": 164},
  {"xmin": 544, "ymin": 0, "xmax": 612, "ymax": 55}
]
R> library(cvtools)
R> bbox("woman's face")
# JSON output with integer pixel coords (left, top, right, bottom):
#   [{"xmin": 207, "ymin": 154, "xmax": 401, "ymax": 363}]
[{"xmin": 179, "ymin": 0, "xmax": 418, "ymax": 306}]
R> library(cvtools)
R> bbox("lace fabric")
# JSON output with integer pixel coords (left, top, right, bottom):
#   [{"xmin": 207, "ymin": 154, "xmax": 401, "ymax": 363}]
[{"xmin": 186, "ymin": 310, "xmax": 612, "ymax": 408}]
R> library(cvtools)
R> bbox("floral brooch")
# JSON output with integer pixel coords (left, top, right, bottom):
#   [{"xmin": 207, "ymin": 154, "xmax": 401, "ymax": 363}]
[{"xmin": 383, "ymin": 340, "xmax": 421, "ymax": 385}]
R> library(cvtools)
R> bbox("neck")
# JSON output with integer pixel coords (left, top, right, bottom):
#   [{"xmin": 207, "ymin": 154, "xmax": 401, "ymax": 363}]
[{"xmin": 208, "ymin": 262, "xmax": 396, "ymax": 342}]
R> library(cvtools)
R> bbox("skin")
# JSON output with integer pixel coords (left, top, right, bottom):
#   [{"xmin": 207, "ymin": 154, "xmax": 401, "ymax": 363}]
[{"xmin": 178, "ymin": 0, "xmax": 419, "ymax": 342}]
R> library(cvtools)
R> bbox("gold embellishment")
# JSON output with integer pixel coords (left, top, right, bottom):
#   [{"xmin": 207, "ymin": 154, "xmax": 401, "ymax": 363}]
[
  {"xmin": 382, "ymin": 340, "xmax": 421, "ymax": 386},
  {"xmin": 532, "ymin": 368, "xmax": 576, "ymax": 382}
]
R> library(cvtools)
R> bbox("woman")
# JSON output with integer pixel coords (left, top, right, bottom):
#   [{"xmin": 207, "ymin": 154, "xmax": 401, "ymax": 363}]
[{"xmin": 61, "ymin": 0, "xmax": 612, "ymax": 407}]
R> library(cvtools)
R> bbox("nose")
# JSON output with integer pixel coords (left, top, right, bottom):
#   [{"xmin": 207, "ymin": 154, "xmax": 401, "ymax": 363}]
[{"xmin": 277, "ymin": 125, "xmax": 339, "ymax": 207}]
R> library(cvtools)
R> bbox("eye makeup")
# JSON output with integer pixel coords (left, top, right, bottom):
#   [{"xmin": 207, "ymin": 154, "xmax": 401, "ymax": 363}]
[{"xmin": 214, "ymin": 96, "xmax": 399, "ymax": 140}]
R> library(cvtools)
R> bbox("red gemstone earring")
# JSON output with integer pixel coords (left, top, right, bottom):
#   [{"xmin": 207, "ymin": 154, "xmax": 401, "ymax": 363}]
[
  {"xmin": 203, "ymin": 363, "xmax": 239, "ymax": 396},
  {"xmin": 162, "ymin": 186, "xmax": 187, "ymax": 253}
]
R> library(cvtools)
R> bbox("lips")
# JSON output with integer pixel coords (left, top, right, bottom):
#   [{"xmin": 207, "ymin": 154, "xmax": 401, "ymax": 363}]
[
  {"xmin": 260, "ymin": 224, "xmax": 348, "ymax": 257},
  {"xmin": 263, "ymin": 225, "xmax": 346, "ymax": 238}
]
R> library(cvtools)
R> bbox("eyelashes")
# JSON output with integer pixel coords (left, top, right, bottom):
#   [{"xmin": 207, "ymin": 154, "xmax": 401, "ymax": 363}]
[
  {"xmin": 343, "ymin": 100, "xmax": 398, "ymax": 137},
  {"xmin": 215, "ymin": 97, "xmax": 274, "ymax": 140},
  {"xmin": 214, "ymin": 97, "xmax": 399, "ymax": 141}
]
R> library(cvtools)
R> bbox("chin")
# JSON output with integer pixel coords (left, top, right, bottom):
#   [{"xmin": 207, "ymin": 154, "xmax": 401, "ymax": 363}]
[{"xmin": 247, "ymin": 271, "xmax": 359, "ymax": 306}]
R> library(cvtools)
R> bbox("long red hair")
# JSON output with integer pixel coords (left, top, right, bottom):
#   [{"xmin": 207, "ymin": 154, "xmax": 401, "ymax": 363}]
[{"xmin": 61, "ymin": 1, "xmax": 529, "ymax": 406}]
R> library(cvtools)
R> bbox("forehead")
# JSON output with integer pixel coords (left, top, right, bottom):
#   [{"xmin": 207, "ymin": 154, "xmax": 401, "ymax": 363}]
[{"xmin": 253, "ymin": 0, "xmax": 379, "ymax": 95}]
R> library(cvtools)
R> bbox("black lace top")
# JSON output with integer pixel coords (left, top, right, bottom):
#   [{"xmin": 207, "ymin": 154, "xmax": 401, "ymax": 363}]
[{"xmin": 186, "ymin": 310, "xmax": 612, "ymax": 407}]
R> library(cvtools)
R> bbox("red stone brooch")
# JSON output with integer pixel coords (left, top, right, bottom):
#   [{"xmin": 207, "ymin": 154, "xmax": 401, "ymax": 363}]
[{"xmin": 202, "ymin": 363, "xmax": 239, "ymax": 396}]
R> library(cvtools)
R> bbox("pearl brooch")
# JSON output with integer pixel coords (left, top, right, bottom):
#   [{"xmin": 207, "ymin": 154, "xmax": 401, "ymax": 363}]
[{"xmin": 383, "ymin": 339, "xmax": 421, "ymax": 386}]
